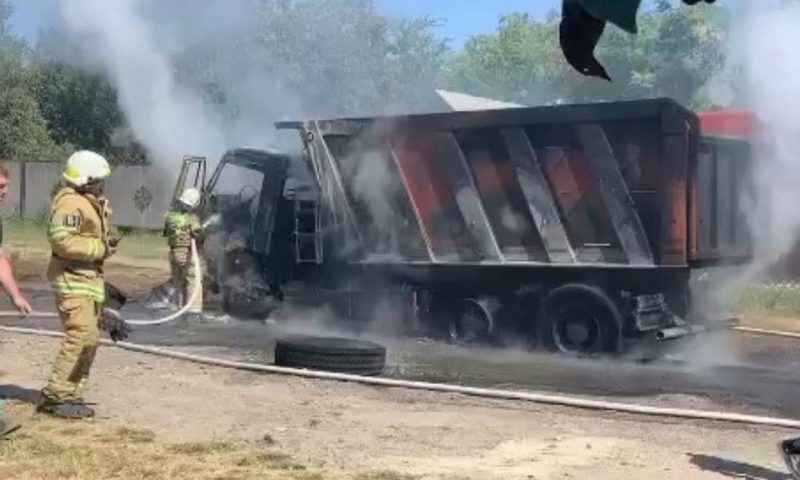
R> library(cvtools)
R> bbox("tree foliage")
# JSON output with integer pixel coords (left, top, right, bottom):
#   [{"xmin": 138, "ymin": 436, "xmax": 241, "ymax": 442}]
[
  {"xmin": 444, "ymin": 2, "xmax": 728, "ymax": 109},
  {"xmin": 0, "ymin": 1, "xmax": 70, "ymax": 163},
  {"xmin": 175, "ymin": 0, "xmax": 450, "ymax": 120}
]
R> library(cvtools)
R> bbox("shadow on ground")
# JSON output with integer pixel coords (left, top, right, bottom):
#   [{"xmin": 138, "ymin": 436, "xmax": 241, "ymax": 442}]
[
  {"xmin": 0, "ymin": 384, "xmax": 41, "ymax": 405},
  {"xmin": 688, "ymin": 453, "xmax": 789, "ymax": 480}
]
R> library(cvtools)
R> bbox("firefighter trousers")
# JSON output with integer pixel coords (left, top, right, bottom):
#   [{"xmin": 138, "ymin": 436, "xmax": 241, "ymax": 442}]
[
  {"xmin": 42, "ymin": 295, "xmax": 100, "ymax": 402},
  {"xmin": 170, "ymin": 247, "xmax": 203, "ymax": 313}
]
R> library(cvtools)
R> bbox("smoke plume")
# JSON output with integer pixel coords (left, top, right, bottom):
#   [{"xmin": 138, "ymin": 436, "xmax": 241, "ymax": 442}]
[
  {"xmin": 58, "ymin": 0, "xmax": 228, "ymax": 165},
  {"xmin": 44, "ymin": 0, "xmax": 445, "ymax": 172},
  {"xmin": 726, "ymin": 1, "xmax": 800, "ymax": 265}
]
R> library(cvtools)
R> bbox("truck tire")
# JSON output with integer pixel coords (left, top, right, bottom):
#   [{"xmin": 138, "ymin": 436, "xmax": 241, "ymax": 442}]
[
  {"xmin": 447, "ymin": 299, "xmax": 494, "ymax": 345},
  {"xmin": 537, "ymin": 284, "xmax": 622, "ymax": 356},
  {"xmin": 274, "ymin": 336, "xmax": 386, "ymax": 376},
  {"xmin": 221, "ymin": 249, "xmax": 276, "ymax": 319}
]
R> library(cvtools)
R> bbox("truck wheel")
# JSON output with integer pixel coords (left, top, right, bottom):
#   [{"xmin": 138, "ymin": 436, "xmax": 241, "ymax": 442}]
[
  {"xmin": 447, "ymin": 299, "xmax": 494, "ymax": 345},
  {"xmin": 221, "ymin": 249, "xmax": 277, "ymax": 319},
  {"xmin": 538, "ymin": 285, "xmax": 621, "ymax": 355},
  {"xmin": 274, "ymin": 336, "xmax": 386, "ymax": 376}
]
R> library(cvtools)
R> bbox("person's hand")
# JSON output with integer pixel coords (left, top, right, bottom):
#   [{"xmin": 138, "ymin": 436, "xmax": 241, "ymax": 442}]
[
  {"xmin": 104, "ymin": 233, "xmax": 120, "ymax": 259},
  {"xmin": 99, "ymin": 308, "xmax": 131, "ymax": 342},
  {"xmin": 12, "ymin": 294, "xmax": 32, "ymax": 316},
  {"xmin": 108, "ymin": 229, "xmax": 122, "ymax": 248},
  {"xmin": 103, "ymin": 242, "xmax": 117, "ymax": 260},
  {"xmin": 189, "ymin": 226, "xmax": 205, "ymax": 242}
]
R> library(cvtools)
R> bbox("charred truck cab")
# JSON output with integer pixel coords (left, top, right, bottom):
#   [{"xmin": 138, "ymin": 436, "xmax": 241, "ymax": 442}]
[{"xmin": 174, "ymin": 98, "xmax": 753, "ymax": 355}]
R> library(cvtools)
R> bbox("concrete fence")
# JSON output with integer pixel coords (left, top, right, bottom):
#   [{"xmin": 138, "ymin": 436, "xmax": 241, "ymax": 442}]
[{"xmin": 1, "ymin": 162, "xmax": 173, "ymax": 230}]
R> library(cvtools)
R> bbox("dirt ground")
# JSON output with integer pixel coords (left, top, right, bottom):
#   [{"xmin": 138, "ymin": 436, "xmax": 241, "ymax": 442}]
[{"xmin": 1, "ymin": 333, "xmax": 795, "ymax": 480}]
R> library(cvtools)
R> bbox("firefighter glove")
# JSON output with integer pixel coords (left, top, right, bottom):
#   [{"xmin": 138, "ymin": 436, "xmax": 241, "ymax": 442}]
[
  {"xmin": 189, "ymin": 226, "xmax": 205, "ymax": 242},
  {"xmin": 99, "ymin": 308, "xmax": 131, "ymax": 342}
]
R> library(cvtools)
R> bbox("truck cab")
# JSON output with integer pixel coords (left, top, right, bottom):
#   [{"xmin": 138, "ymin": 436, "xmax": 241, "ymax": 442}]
[{"xmin": 172, "ymin": 148, "xmax": 309, "ymax": 316}]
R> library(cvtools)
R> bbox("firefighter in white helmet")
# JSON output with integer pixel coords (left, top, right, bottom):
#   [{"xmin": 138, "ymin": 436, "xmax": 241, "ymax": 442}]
[
  {"xmin": 39, "ymin": 150, "xmax": 122, "ymax": 419},
  {"xmin": 163, "ymin": 187, "xmax": 205, "ymax": 321}
]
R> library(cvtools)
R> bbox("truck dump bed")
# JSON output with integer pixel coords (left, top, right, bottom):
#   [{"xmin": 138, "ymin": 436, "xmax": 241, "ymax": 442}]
[{"xmin": 278, "ymin": 98, "xmax": 752, "ymax": 268}]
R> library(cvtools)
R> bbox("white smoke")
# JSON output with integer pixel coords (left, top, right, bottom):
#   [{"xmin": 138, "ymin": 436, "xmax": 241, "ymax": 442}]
[
  {"xmin": 58, "ymin": 0, "xmax": 227, "ymax": 165},
  {"xmin": 41, "ymin": 0, "xmax": 446, "ymax": 190},
  {"xmin": 727, "ymin": 0, "xmax": 800, "ymax": 264}
]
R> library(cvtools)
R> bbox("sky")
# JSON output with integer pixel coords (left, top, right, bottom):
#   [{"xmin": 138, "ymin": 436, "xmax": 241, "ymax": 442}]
[
  {"xmin": 375, "ymin": 0, "xmax": 559, "ymax": 46},
  {"xmin": 7, "ymin": 0, "xmax": 561, "ymax": 48}
]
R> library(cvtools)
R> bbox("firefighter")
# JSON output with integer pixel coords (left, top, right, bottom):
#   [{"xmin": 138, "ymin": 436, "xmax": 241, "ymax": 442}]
[
  {"xmin": 38, "ymin": 150, "xmax": 119, "ymax": 419},
  {"xmin": 164, "ymin": 187, "xmax": 205, "ymax": 321}
]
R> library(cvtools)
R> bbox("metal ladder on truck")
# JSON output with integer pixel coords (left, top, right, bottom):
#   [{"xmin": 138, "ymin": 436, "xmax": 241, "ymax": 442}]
[{"xmin": 293, "ymin": 195, "xmax": 323, "ymax": 264}]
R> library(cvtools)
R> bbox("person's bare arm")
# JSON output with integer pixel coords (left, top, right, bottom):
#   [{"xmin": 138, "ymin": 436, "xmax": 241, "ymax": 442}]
[{"xmin": 0, "ymin": 249, "xmax": 32, "ymax": 315}]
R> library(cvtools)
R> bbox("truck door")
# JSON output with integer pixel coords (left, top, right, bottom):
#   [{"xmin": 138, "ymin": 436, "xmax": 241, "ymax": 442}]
[{"xmin": 170, "ymin": 155, "xmax": 208, "ymax": 208}]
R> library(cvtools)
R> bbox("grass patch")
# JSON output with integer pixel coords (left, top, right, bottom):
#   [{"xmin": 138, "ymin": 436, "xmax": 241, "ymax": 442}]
[
  {"xmin": 3, "ymin": 218, "xmax": 167, "ymax": 263},
  {"xmin": 2, "ymin": 218, "xmax": 170, "ymax": 292},
  {"xmin": 734, "ymin": 285, "xmax": 800, "ymax": 317},
  {"xmin": 0, "ymin": 406, "xmax": 324, "ymax": 480}
]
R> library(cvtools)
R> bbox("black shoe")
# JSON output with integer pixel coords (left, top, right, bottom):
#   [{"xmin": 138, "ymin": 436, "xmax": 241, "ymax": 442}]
[
  {"xmin": 779, "ymin": 437, "xmax": 800, "ymax": 479},
  {"xmin": 36, "ymin": 399, "xmax": 95, "ymax": 420}
]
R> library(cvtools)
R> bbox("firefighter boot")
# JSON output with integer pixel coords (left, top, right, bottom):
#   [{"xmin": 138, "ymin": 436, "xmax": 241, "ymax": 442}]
[
  {"xmin": 779, "ymin": 436, "xmax": 800, "ymax": 479},
  {"xmin": 37, "ymin": 398, "xmax": 95, "ymax": 420}
]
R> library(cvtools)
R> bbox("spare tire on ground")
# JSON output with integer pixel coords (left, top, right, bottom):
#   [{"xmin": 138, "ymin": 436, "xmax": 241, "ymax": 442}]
[{"xmin": 274, "ymin": 336, "xmax": 386, "ymax": 376}]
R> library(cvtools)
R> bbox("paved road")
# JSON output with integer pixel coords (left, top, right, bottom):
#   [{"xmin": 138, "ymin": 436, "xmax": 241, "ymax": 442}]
[{"xmin": 5, "ymin": 287, "xmax": 800, "ymax": 419}]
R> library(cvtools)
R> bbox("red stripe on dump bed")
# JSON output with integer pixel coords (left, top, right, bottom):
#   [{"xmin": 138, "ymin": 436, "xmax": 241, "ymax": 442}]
[{"xmin": 699, "ymin": 110, "xmax": 759, "ymax": 138}]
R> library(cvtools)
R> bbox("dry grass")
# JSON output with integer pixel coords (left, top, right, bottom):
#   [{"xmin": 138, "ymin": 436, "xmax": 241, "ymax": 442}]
[
  {"xmin": 354, "ymin": 472, "xmax": 417, "ymax": 480},
  {"xmin": 0, "ymin": 403, "xmax": 326, "ymax": 480}
]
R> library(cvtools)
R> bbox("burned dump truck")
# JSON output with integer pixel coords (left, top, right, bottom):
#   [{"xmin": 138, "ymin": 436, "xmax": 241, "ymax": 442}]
[{"xmin": 174, "ymin": 98, "xmax": 753, "ymax": 354}]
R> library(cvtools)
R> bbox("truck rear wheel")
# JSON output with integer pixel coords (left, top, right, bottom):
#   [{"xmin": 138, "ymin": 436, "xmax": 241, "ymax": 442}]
[
  {"xmin": 538, "ymin": 285, "xmax": 621, "ymax": 355},
  {"xmin": 447, "ymin": 299, "xmax": 494, "ymax": 345}
]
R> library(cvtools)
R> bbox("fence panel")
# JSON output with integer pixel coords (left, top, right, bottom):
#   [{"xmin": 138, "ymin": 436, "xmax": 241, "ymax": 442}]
[
  {"xmin": 23, "ymin": 163, "xmax": 61, "ymax": 220},
  {"xmin": 105, "ymin": 166, "xmax": 172, "ymax": 229},
  {"xmin": 0, "ymin": 162, "xmax": 174, "ymax": 230}
]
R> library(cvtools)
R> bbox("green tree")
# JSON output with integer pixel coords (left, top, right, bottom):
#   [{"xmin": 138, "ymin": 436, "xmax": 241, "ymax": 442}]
[
  {"xmin": 444, "ymin": 13, "xmax": 565, "ymax": 105},
  {"xmin": 175, "ymin": 0, "xmax": 449, "ymax": 121},
  {"xmin": 34, "ymin": 63, "xmax": 124, "ymax": 152},
  {"xmin": 33, "ymin": 28, "xmax": 145, "ymax": 164},
  {"xmin": 0, "ymin": 1, "xmax": 69, "ymax": 162},
  {"xmin": 445, "ymin": 3, "xmax": 727, "ymax": 109}
]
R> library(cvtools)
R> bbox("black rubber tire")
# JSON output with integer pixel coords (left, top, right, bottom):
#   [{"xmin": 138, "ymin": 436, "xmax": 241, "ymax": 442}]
[
  {"xmin": 274, "ymin": 336, "xmax": 386, "ymax": 376},
  {"xmin": 447, "ymin": 300, "xmax": 493, "ymax": 346},
  {"xmin": 537, "ymin": 284, "xmax": 622, "ymax": 356}
]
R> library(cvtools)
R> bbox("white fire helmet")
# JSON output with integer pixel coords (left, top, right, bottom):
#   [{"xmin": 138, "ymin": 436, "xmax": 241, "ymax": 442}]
[
  {"xmin": 63, "ymin": 150, "xmax": 111, "ymax": 187},
  {"xmin": 178, "ymin": 187, "xmax": 201, "ymax": 209}
]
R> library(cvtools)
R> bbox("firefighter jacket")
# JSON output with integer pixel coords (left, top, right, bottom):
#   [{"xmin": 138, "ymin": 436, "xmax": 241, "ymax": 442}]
[
  {"xmin": 164, "ymin": 210, "xmax": 202, "ymax": 250},
  {"xmin": 47, "ymin": 186, "xmax": 112, "ymax": 303}
]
